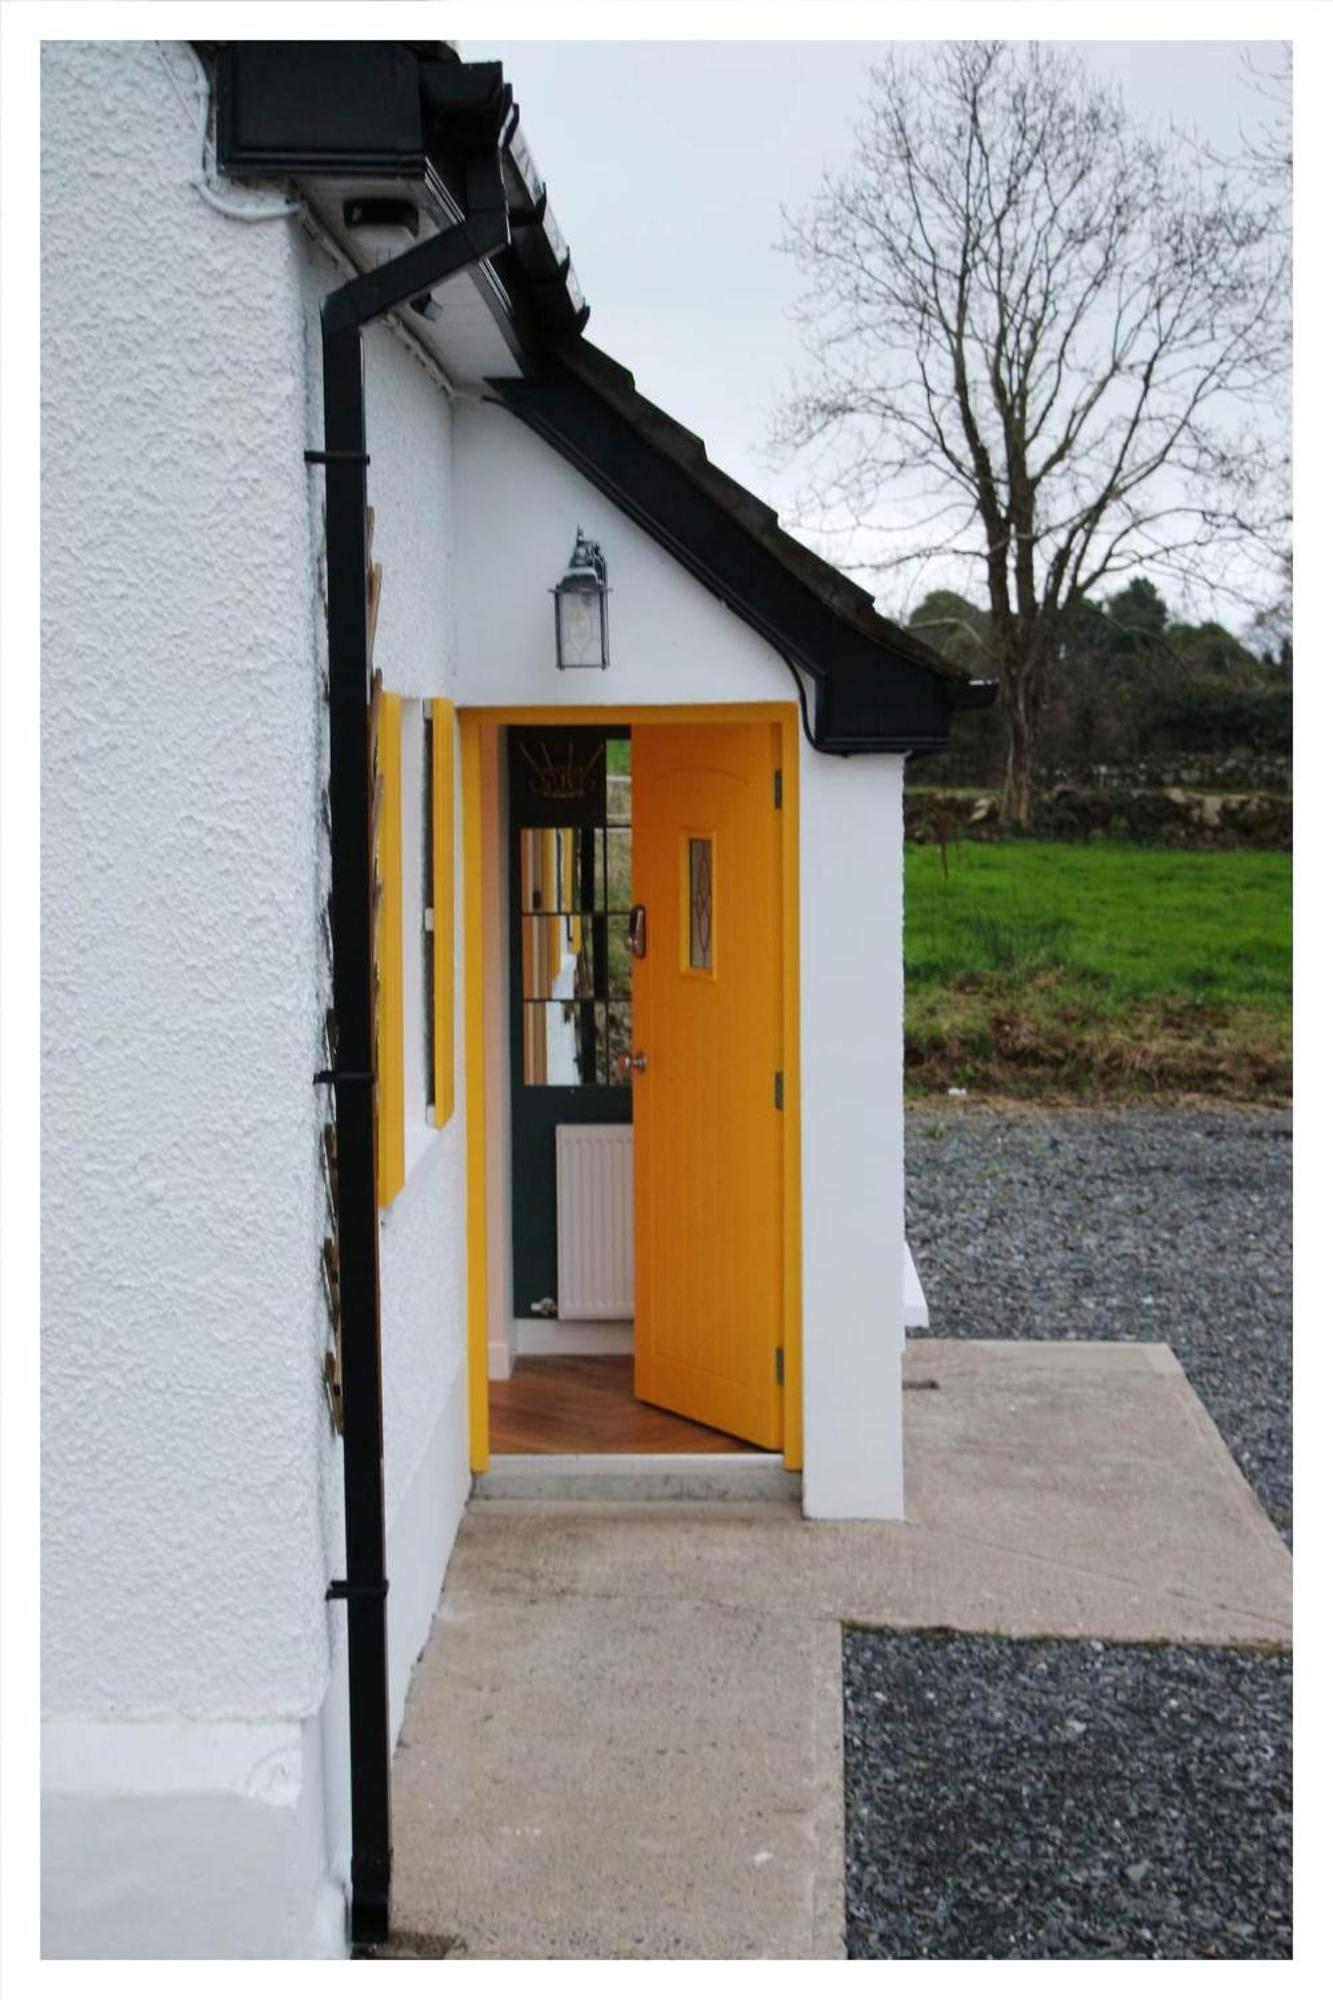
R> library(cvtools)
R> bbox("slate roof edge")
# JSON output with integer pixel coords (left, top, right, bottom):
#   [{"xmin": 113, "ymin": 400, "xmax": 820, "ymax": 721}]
[
  {"xmin": 488, "ymin": 352, "xmax": 995, "ymax": 753},
  {"xmin": 547, "ymin": 336, "xmax": 979, "ymax": 692}
]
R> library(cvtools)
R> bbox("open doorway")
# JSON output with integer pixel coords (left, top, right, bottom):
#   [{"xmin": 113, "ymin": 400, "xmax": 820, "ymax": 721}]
[
  {"xmin": 466, "ymin": 708, "xmax": 799, "ymax": 1469},
  {"xmin": 497, "ymin": 723, "xmax": 720, "ymax": 1452}
]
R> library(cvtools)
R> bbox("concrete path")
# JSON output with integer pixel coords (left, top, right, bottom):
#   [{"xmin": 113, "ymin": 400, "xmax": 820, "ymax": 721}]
[{"xmin": 388, "ymin": 1341, "xmax": 1291, "ymax": 1959}]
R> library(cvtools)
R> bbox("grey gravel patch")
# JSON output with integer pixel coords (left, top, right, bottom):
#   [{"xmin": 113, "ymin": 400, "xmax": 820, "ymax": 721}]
[
  {"xmin": 907, "ymin": 1106, "xmax": 1292, "ymax": 1543},
  {"xmin": 844, "ymin": 1629, "xmax": 1291, "ymax": 1960}
]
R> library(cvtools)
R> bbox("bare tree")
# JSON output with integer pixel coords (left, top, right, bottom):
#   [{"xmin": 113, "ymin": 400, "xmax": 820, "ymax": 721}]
[
  {"xmin": 1230, "ymin": 44, "xmax": 1293, "ymax": 193},
  {"xmin": 776, "ymin": 42, "xmax": 1290, "ymax": 825},
  {"xmin": 1199, "ymin": 45, "xmax": 1293, "ymax": 652}
]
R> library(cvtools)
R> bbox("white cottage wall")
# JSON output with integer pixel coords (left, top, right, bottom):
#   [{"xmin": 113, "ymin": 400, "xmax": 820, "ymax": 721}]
[
  {"xmin": 452, "ymin": 400, "xmax": 782, "ymax": 709},
  {"xmin": 41, "ymin": 40, "xmax": 342, "ymax": 1957},
  {"xmin": 42, "ymin": 37, "xmax": 329, "ymax": 1727},
  {"xmin": 42, "ymin": 42, "xmax": 470, "ymax": 1956},
  {"xmin": 799, "ymin": 752, "xmax": 907, "ymax": 1518},
  {"xmin": 452, "ymin": 400, "xmax": 907, "ymax": 1515}
]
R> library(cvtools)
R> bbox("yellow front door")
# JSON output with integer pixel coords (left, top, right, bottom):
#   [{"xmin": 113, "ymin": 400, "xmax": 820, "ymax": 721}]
[{"xmin": 631, "ymin": 722, "xmax": 785, "ymax": 1449}]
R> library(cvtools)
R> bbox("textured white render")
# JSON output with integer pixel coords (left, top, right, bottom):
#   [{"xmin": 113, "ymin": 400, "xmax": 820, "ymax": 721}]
[
  {"xmin": 799, "ymin": 753, "xmax": 907, "ymax": 1519},
  {"xmin": 42, "ymin": 37, "xmax": 330, "ymax": 1729},
  {"xmin": 452, "ymin": 399, "xmax": 783, "ymax": 709},
  {"xmin": 42, "ymin": 42, "xmax": 468, "ymax": 1956},
  {"xmin": 453, "ymin": 398, "xmax": 907, "ymax": 1517}
]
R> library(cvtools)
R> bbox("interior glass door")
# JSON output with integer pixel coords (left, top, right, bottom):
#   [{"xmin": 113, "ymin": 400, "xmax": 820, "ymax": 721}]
[{"xmin": 507, "ymin": 726, "xmax": 633, "ymax": 1318}]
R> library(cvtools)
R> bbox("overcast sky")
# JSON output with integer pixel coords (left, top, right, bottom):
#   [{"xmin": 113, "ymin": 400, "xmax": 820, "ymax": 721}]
[{"xmin": 466, "ymin": 38, "xmax": 1288, "ymax": 626}]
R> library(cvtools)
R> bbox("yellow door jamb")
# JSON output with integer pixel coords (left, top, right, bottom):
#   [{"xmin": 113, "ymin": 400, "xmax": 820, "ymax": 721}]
[{"xmin": 461, "ymin": 712, "xmax": 490, "ymax": 1471}]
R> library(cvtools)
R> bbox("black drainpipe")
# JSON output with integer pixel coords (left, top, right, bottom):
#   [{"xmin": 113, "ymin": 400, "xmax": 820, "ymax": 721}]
[{"xmin": 314, "ymin": 186, "xmax": 510, "ymax": 1948}]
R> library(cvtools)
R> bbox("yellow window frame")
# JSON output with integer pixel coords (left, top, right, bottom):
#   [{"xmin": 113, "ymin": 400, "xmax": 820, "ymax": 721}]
[
  {"xmin": 375, "ymin": 691, "xmax": 405, "ymax": 1206},
  {"xmin": 431, "ymin": 697, "xmax": 456, "ymax": 1127}
]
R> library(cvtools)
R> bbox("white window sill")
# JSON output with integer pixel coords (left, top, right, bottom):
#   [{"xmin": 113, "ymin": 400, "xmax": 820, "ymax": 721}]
[
  {"xmin": 381, "ymin": 1121, "xmax": 445, "ymax": 1222},
  {"xmin": 405, "ymin": 1120, "xmax": 442, "ymax": 1185}
]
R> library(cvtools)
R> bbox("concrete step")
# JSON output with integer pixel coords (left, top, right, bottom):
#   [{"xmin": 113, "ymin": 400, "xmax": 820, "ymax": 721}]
[{"xmin": 473, "ymin": 1452, "xmax": 801, "ymax": 1504}]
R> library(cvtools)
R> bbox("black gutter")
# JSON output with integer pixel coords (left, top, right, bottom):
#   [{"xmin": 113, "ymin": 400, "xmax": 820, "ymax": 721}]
[{"xmin": 314, "ymin": 184, "xmax": 509, "ymax": 1957}]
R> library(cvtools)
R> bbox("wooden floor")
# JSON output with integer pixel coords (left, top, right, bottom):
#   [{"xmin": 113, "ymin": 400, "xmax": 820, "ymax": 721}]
[{"xmin": 489, "ymin": 1355, "xmax": 758, "ymax": 1455}]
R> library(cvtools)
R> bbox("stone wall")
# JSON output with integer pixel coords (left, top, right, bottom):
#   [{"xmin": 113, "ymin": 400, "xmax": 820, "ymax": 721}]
[
  {"xmin": 1038, "ymin": 752, "xmax": 1292, "ymax": 796},
  {"xmin": 906, "ymin": 784, "xmax": 1292, "ymax": 850},
  {"xmin": 919, "ymin": 747, "xmax": 1292, "ymax": 796}
]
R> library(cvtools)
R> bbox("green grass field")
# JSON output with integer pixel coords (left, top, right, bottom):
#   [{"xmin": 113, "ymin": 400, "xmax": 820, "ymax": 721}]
[{"xmin": 904, "ymin": 839, "xmax": 1291, "ymax": 1100}]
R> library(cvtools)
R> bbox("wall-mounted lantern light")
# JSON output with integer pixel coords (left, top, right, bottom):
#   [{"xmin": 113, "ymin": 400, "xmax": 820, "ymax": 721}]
[{"xmin": 552, "ymin": 528, "xmax": 610, "ymax": 670}]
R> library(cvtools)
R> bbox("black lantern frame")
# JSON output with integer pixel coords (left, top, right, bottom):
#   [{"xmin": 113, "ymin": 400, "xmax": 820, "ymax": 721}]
[{"xmin": 551, "ymin": 527, "xmax": 610, "ymax": 670}]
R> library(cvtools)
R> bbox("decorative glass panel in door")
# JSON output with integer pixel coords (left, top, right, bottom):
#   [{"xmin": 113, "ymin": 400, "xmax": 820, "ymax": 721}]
[{"xmin": 507, "ymin": 727, "xmax": 633, "ymax": 1317}]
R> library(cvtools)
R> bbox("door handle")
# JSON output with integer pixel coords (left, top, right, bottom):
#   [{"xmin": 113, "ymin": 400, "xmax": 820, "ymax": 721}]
[
  {"xmin": 616, "ymin": 1051, "xmax": 648, "ymax": 1075},
  {"xmin": 626, "ymin": 904, "xmax": 647, "ymax": 959}
]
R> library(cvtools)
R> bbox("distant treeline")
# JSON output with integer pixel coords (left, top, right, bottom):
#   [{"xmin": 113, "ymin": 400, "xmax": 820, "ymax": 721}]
[{"xmin": 908, "ymin": 577, "xmax": 1292, "ymax": 785}]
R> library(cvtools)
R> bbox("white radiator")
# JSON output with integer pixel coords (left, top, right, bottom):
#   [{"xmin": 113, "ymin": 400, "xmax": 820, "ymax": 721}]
[{"xmin": 555, "ymin": 1124, "xmax": 634, "ymax": 1320}]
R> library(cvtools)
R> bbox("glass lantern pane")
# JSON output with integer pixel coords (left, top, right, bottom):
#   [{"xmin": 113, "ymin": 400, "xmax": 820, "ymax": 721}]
[{"xmin": 557, "ymin": 586, "xmax": 603, "ymax": 668}]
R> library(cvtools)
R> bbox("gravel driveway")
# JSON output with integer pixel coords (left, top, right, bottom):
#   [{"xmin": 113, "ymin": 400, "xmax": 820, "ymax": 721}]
[
  {"xmin": 906, "ymin": 1105, "xmax": 1292, "ymax": 1543},
  {"xmin": 844, "ymin": 1631, "xmax": 1291, "ymax": 1959},
  {"xmin": 841, "ymin": 1107, "xmax": 1295, "ymax": 1960}
]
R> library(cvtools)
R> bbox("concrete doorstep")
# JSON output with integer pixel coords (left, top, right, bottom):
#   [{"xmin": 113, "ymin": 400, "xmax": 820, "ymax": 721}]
[{"xmin": 387, "ymin": 1341, "xmax": 1291, "ymax": 1960}]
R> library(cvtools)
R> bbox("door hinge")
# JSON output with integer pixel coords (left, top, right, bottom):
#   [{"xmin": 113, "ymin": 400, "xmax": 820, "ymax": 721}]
[
  {"xmin": 774, "ymin": 1070, "xmax": 784, "ymax": 1110},
  {"xmin": 775, "ymin": 1346, "xmax": 785, "ymax": 1387},
  {"xmin": 774, "ymin": 769, "xmax": 783, "ymax": 809}
]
